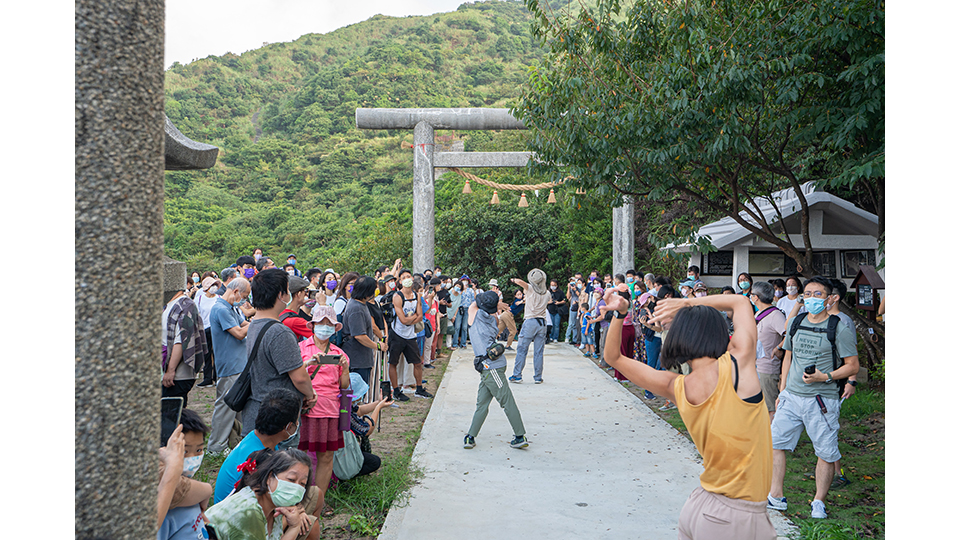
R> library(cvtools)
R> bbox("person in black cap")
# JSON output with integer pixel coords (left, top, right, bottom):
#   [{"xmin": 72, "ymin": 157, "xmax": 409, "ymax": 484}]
[{"xmin": 463, "ymin": 291, "xmax": 528, "ymax": 450}]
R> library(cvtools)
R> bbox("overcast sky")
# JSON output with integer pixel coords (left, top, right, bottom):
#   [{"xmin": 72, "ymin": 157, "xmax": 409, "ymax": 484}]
[{"xmin": 165, "ymin": 0, "xmax": 472, "ymax": 68}]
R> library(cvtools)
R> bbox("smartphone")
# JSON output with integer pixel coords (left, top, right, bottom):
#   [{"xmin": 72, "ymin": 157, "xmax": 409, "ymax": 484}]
[
  {"xmin": 160, "ymin": 397, "xmax": 184, "ymax": 446},
  {"xmin": 804, "ymin": 365, "xmax": 816, "ymax": 375},
  {"xmin": 380, "ymin": 380, "xmax": 393, "ymax": 401},
  {"xmin": 317, "ymin": 354, "xmax": 341, "ymax": 365}
]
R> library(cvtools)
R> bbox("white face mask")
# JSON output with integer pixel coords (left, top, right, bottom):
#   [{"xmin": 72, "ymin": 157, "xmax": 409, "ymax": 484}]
[
  {"xmin": 402, "ymin": 278, "xmax": 414, "ymax": 289},
  {"xmin": 314, "ymin": 324, "xmax": 336, "ymax": 340},
  {"xmin": 182, "ymin": 453, "xmax": 204, "ymax": 478},
  {"xmin": 786, "ymin": 286, "xmax": 799, "ymax": 296}
]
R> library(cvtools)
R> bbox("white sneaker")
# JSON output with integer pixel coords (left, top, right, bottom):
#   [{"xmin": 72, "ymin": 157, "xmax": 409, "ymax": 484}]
[
  {"xmin": 811, "ymin": 499, "xmax": 827, "ymax": 519},
  {"xmin": 578, "ymin": 344, "xmax": 586, "ymax": 349},
  {"xmin": 766, "ymin": 494, "xmax": 787, "ymax": 511}
]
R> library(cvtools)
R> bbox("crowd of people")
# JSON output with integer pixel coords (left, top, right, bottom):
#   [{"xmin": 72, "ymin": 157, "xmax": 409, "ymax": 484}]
[{"xmin": 158, "ymin": 248, "xmax": 867, "ymax": 539}]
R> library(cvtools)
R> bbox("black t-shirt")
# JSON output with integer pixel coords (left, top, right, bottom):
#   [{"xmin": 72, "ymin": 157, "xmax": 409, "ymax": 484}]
[
  {"xmin": 366, "ymin": 301, "xmax": 385, "ymax": 332},
  {"xmin": 436, "ymin": 288, "xmax": 451, "ymax": 315},
  {"xmin": 547, "ymin": 290, "xmax": 566, "ymax": 315}
]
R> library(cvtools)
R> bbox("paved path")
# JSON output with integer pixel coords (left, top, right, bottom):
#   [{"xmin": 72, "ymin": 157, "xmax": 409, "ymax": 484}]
[{"xmin": 379, "ymin": 342, "xmax": 796, "ymax": 539}]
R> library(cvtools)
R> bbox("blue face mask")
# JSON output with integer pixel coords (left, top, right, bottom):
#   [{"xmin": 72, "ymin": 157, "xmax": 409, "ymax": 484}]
[
  {"xmin": 804, "ymin": 297, "xmax": 826, "ymax": 315},
  {"xmin": 739, "ymin": 281, "xmax": 751, "ymax": 290}
]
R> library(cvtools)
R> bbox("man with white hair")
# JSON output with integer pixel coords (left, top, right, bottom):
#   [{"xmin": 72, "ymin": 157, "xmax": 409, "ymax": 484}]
[
  {"xmin": 508, "ymin": 268, "xmax": 550, "ymax": 384},
  {"xmin": 207, "ymin": 277, "xmax": 251, "ymax": 454}
]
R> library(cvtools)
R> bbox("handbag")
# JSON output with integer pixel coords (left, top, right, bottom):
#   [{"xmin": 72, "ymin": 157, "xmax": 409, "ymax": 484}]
[
  {"xmin": 332, "ymin": 430, "xmax": 364, "ymax": 480},
  {"xmin": 224, "ymin": 320, "xmax": 279, "ymax": 412}
]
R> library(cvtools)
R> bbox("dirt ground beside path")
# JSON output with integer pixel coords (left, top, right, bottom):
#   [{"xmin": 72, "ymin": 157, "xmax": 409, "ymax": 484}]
[{"xmin": 186, "ymin": 348, "xmax": 451, "ymax": 539}]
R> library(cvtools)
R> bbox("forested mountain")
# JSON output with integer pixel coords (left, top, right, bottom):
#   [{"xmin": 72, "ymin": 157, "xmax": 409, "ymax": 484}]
[{"xmin": 163, "ymin": 0, "xmax": 684, "ymax": 282}]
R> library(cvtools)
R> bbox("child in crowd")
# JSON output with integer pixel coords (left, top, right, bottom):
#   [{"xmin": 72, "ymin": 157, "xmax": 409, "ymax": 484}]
[
  {"xmin": 157, "ymin": 409, "xmax": 214, "ymax": 540},
  {"xmin": 579, "ymin": 302, "xmax": 595, "ymax": 357}
]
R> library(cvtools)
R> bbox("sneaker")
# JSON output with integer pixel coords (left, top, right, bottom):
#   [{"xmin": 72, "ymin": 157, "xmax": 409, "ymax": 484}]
[
  {"xmin": 659, "ymin": 402, "xmax": 677, "ymax": 411},
  {"xmin": 578, "ymin": 344, "xmax": 586, "ymax": 350},
  {"xmin": 463, "ymin": 435, "xmax": 476, "ymax": 449},
  {"xmin": 766, "ymin": 494, "xmax": 787, "ymax": 511},
  {"xmin": 811, "ymin": 499, "xmax": 827, "ymax": 519},
  {"xmin": 644, "ymin": 391, "xmax": 655, "ymax": 400},
  {"xmin": 508, "ymin": 376, "xmax": 522, "ymax": 383},
  {"xmin": 197, "ymin": 380, "xmax": 214, "ymax": 388},
  {"xmin": 393, "ymin": 389, "xmax": 410, "ymax": 402},
  {"xmin": 831, "ymin": 473, "xmax": 851, "ymax": 489},
  {"xmin": 534, "ymin": 379, "xmax": 543, "ymax": 384},
  {"xmin": 423, "ymin": 363, "xmax": 436, "ymax": 369},
  {"xmin": 505, "ymin": 346, "xmax": 514, "ymax": 351},
  {"xmin": 509, "ymin": 435, "xmax": 529, "ymax": 449},
  {"xmin": 415, "ymin": 387, "xmax": 434, "ymax": 399},
  {"xmin": 592, "ymin": 354, "xmax": 599, "ymax": 359}
]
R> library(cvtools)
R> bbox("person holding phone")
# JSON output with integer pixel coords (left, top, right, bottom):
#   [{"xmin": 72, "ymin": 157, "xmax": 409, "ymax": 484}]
[
  {"xmin": 297, "ymin": 305, "xmax": 350, "ymax": 519},
  {"xmin": 602, "ymin": 288, "xmax": 776, "ymax": 540}
]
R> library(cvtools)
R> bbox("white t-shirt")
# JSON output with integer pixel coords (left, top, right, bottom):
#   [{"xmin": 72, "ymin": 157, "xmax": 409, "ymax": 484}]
[
  {"xmin": 194, "ymin": 292, "xmax": 218, "ymax": 330},
  {"xmin": 776, "ymin": 296, "xmax": 802, "ymax": 316}
]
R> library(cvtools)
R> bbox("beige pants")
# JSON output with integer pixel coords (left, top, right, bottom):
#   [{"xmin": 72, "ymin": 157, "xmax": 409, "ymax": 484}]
[
  {"xmin": 677, "ymin": 487, "xmax": 776, "ymax": 540},
  {"xmin": 497, "ymin": 311, "xmax": 517, "ymax": 347}
]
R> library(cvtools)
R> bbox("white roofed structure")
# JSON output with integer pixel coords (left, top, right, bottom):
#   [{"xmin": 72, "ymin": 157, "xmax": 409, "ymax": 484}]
[{"xmin": 666, "ymin": 182, "xmax": 881, "ymax": 289}]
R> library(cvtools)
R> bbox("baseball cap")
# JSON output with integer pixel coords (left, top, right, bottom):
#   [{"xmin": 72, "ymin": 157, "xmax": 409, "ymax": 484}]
[{"xmin": 288, "ymin": 276, "xmax": 310, "ymax": 294}]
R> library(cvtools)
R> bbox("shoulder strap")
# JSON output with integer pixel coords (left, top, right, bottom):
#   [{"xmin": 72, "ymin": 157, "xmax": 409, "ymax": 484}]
[
  {"xmin": 755, "ymin": 306, "xmax": 779, "ymax": 322},
  {"xmin": 731, "ymin": 354, "xmax": 739, "ymax": 392},
  {"xmin": 279, "ymin": 312, "xmax": 294, "ymax": 323},
  {"xmin": 827, "ymin": 315, "xmax": 841, "ymax": 370},
  {"xmin": 237, "ymin": 320, "xmax": 280, "ymax": 379},
  {"xmin": 789, "ymin": 313, "xmax": 805, "ymax": 338}
]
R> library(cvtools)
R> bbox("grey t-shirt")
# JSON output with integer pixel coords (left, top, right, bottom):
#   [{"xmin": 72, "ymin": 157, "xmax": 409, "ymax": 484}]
[
  {"xmin": 245, "ymin": 318, "xmax": 305, "ymax": 405},
  {"xmin": 523, "ymin": 289, "xmax": 550, "ymax": 320},
  {"xmin": 783, "ymin": 314, "xmax": 858, "ymax": 399},
  {"xmin": 340, "ymin": 298, "xmax": 374, "ymax": 369},
  {"xmin": 469, "ymin": 310, "xmax": 506, "ymax": 370}
]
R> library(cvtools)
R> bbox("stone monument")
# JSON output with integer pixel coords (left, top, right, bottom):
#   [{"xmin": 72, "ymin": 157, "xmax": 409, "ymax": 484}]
[{"xmin": 76, "ymin": 2, "xmax": 217, "ymax": 537}]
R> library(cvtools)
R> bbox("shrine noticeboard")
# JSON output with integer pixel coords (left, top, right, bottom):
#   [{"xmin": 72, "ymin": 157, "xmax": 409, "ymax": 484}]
[{"xmin": 852, "ymin": 265, "xmax": 884, "ymax": 312}]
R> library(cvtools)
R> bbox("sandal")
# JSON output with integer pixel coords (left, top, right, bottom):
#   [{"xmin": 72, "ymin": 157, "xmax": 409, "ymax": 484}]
[{"xmin": 321, "ymin": 505, "xmax": 335, "ymax": 518}]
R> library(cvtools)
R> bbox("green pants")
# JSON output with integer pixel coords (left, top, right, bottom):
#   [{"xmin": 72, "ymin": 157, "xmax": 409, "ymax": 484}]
[{"xmin": 468, "ymin": 366, "xmax": 525, "ymax": 438}]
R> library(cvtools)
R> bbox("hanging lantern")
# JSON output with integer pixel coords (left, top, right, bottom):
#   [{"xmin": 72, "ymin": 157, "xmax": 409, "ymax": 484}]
[
  {"xmin": 462, "ymin": 179, "xmax": 472, "ymax": 194},
  {"xmin": 518, "ymin": 193, "xmax": 529, "ymax": 207},
  {"xmin": 490, "ymin": 190, "xmax": 500, "ymax": 204},
  {"xmin": 547, "ymin": 189, "xmax": 557, "ymax": 203}
]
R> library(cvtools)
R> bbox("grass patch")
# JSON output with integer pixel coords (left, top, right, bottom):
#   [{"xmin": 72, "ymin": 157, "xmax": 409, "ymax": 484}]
[{"xmin": 781, "ymin": 387, "xmax": 885, "ymax": 539}]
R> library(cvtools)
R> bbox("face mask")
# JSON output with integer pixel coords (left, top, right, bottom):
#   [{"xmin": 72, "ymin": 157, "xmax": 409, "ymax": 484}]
[
  {"xmin": 326, "ymin": 280, "xmax": 338, "ymax": 290},
  {"xmin": 738, "ymin": 281, "xmax": 750, "ymax": 290},
  {"xmin": 243, "ymin": 268, "xmax": 255, "ymax": 279},
  {"xmin": 695, "ymin": 292, "xmax": 707, "ymax": 298},
  {"xmin": 774, "ymin": 290, "xmax": 784, "ymax": 298},
  {"xmin": 304, "ymin": 299, "xmax": 317, "ymax": 310},
  {"xmin": 281, "ymin": 421, "xmax": 300, "ymax": 445},
  {"xmin": 626, "ymin": 277, "xmax": 635, "ymax": 284},
  {"xmin": 287, "ymin": 270, "xmax": 295, "ymax": 276},
  {"xmin": 444, "ymin": 282, "xmax": 452, "ymax": 289},
  {"xmin": 402, "ymin": 278, "xmax": 414, "ymax": 289},
  {"xmin": 314, "ymin": 324, "xmax": 336, "ymax": 340},
  {"xmin": 804, "ymin": 297, "xmax": 826, "ymax": 315},
  {"xmin": 270, "ymin": 474, "xmax": 306, "ymax": 508},
  {"xmin": 192, "ymin": 276, "xmax": 200, "ymax": 283},
  {"xmin": 182, "ymin": 453, "xmax": 204, "ymax": 478},
  {"xmin": 254, "ymin": 253, "xmax": 262, "ymax": 261},
  {"xmin": 347, "ymin": 285, "xmax": 354, "ymax": 294},
  {"xmin": 786, "ymin": 286, "xmax": 798, "ymax": 296},
  {"xmin": 550, "ymin": 285, "xmax": 557, "ymax": 291},
  {"xmin": 454, "ymin": 286, "xmax": 461, "ymax": 292},
  {"xmin": 388, "ymin": 282, "xmax": 397, "ymax": 290},
  {"xmin": 288, "ymin": 259, "xmax": 296, "ymax": 266},
  {"xmin": 232, "ymin": 299, "xmax": 246, "ymax": 308}
]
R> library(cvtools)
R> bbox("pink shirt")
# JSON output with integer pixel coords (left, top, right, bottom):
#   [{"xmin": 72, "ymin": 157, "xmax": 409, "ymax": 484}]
[{"xmin": 298, "ymin": 340, "xmax": 349, "ymax": 418}]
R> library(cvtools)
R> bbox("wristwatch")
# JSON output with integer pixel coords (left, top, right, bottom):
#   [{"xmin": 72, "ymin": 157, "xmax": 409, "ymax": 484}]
[
  {"xmin": 614, "ymin": 311, "xmax": 627, "ymax": 319},
  {"xmin": 825, "ymin": 372, "xmax": 833, "ymax": 383},
  {"xmin": 847, "ymin": 380, "xmax": 858, "ymax": 387}
]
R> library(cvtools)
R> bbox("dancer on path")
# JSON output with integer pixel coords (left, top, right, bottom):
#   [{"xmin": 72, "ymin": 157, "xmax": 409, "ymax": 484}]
[
  {"xmin": 603, "ymin": 289, "xmax": 776, "ymax": 540},
  {"xmin": 508, "ymin": 268, "xmax": 550, "ymax": 384},
  {"xmin": 463, "ymin": 291, "xmax": 528, "ymax": 450}
]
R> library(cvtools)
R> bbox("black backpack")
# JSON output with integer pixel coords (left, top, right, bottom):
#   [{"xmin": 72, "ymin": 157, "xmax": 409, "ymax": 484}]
[
  {"xmin": 788, "ymin": 314, "xmax": 847, "ymax": 397},
  {"xmin": 380, "ymin": 291, "xmax": 399, "ymax": 326}
]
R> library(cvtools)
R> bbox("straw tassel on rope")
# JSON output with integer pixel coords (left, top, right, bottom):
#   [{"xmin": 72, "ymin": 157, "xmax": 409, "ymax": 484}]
[
  {"xmin": 490, "ymin": 191, "xmax": 500, "ymax": 204},
  {"xmin": 462, "ymin": 179, "xmax": 472, "ymax": 194},
  {"xmin": 518, "ymin": 193, "xmax": 529, "ymax": 207}
]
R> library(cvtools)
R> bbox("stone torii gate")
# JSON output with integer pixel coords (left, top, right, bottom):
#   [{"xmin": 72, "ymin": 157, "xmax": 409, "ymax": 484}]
[{"xmin": 356, "ymin": 107, "xmax": 637, "ymax": 275}]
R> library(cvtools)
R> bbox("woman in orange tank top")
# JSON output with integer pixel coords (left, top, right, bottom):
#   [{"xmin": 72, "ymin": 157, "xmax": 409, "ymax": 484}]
[{"xmin": 602, "ymin": 289, "xmax": 776, "ymax": 540}]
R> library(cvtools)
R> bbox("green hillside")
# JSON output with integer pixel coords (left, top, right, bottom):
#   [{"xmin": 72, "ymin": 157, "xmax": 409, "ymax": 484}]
[{"xmin": 163, "ymin": 0, "xmax": 684, "ymax": 282}]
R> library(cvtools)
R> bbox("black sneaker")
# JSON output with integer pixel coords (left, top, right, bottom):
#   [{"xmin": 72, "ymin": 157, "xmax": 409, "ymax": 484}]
[
  {"xmin": 393, "ymin": 389, "xmax": 410, "ymax": 402},
  {"xmin": 509, "ymin": 435, "xmax": 529, "ymax": 449},
  {"xmin": 423, "ymin": 363, "xmax": 436, "ymax": 369},
  {"xmin": 415, "ymin": 387, "xmax": 434, "ymax": 399},
  {"xmin": 197, "ymin": 380, "xmax": 214, "ymax": 388},
  {"xmin": 463, "ymin": 435, "xmax": 476, "ymax": 449},
  {"xmin": 831, "ymin": 473, "xmax": 851, "ymax": 489}
]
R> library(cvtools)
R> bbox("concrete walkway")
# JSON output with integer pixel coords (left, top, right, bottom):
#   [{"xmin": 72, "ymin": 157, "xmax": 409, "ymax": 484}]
[{"xmin": 379, "ymin": 342, "xmax": 796, "ymax": 539}]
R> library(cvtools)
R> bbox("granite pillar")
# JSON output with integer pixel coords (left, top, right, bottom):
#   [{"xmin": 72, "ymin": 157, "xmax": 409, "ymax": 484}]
[
  {"xmin": 613, "ymin": 196, "xmax": 636, "ymax": 276},
  {"xmin": 413, "ymin": 121, "xmax": 436, "ymax": 274},
  {"xmin": 76, "ymin": 0, "xmax": 166, "ymax": 538}
]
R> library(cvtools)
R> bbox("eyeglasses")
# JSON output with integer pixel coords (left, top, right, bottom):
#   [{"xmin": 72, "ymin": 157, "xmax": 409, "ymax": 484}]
[{"xmin": 802, "ymin": 291, "xmax": 827, "ymax": 298}]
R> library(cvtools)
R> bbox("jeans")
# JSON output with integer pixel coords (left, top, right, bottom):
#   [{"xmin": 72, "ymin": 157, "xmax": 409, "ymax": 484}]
[
  {"xmin": 513, "ymin": 318, "xmax": 547, "ymax": 381},
  {"xmin": 645, "ymin": 337, "xmax": 662, "ymax": 371},
  {"xmin": 565, "ymin": 309, "xmax": 580, "ymax": 344},
  {"xmin": 453, "ymin": 308, "xmax": 469, "ymax": 347},
  {"xmin": 549, "ymin": 312, "xmax": 561, "ymax": 341}
]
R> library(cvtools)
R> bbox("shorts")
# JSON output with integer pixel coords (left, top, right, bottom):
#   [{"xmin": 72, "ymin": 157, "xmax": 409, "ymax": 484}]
[
  {"xmin": 678, "ymin": 486, "xmax": 775, "ymax": 540},
  {"xmin": 770, "ymin": 390, "xmax": 841, "ymax": 463},
  {"xmin": 388, "ymin": 333, "xmax": 421, "ymax": 366},
  {"xmin": 757, "ymin": 373, "xmax": 780, "ymax": 412}
]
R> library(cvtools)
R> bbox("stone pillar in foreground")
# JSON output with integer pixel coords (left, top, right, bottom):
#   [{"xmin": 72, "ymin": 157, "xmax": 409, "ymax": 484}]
[
  {"xmin": 613, "ymin": 196, "xmax": 636, "ymax": 276},
  {"xmin": 413, "ymin": 121, "xmax": 435, "ymax": 275},
  {"xmin": 75, "ymin": 1, "xmax": 166, "ymax": 538}
]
